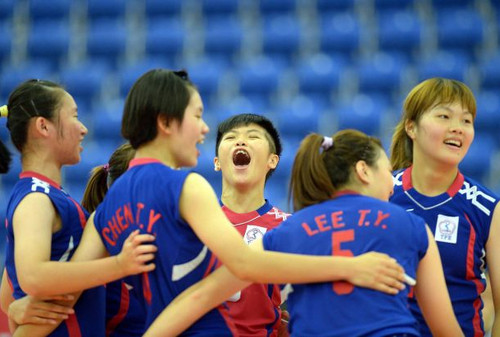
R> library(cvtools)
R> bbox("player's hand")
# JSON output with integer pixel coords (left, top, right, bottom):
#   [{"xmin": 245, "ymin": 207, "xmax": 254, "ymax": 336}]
[
  {"xmin": 8, "ymin": 294, "xmax": 74, "ymax": 325},
  {"xmin": 116, "ymin": 230, "xmax": 157, "ymax": 276},
  {"xmin": 278, "ymin": 310, "xmax": 290, "ymax": 337},
  {"xmin": 348, "ymin": 252, "xmax": 406, "ymax": 295}
]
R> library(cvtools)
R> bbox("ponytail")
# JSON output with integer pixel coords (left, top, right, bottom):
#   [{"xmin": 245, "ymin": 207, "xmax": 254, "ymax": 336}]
[{"xmin": 81, "ymin": 166, "xmax": 109, "ymax": 213}]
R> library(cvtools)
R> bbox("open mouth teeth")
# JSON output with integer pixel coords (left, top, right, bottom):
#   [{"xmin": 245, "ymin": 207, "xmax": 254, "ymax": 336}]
[
  {"xmin": 233, "ymin": 149, "xmax": 251, "ymax": 166},
  {"xmin": 444, "ymin": 140, "xmax": 461, "ymax": 147}
]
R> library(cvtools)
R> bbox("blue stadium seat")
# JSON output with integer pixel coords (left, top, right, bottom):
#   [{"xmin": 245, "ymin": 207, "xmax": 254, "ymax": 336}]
[
  {"xmin": 211, "ymin": 95, "xmax": 268, "ymax": 124},
  {"xmin": 0, "ymin": 61, "xmax": 53, "ymax": 100},
  {"xmin": 259, "ymin": 0, "xmax": 296, "ymax": 16},
  {"xmin": 430, "ymin": 0, "xmax": 475, "ymax": 10},
  {"xmin": 459, "ymin": 133, "xmax": 495, "ymax": 183},
  {"xmin": 29, "ymin": 0, "xmax": 72, "ymax": 23},
  {"xmin": 185, "ymin": 58, "xmax": 228, "ymax": 103},
  {"xmin": 374, "ymin": 0, "xmax": 415, "ymax": 10},
  {"xmin": 59, "ymin": 61, "xmax": 110, "ymax": 109},
  {"xmin": 336, "ymin": 94, "xmax": 387, "ymax": 136},
  {"xmin": 27, "ymin": 20, "xmax": 70, "ymax": 69},
  {"xmin": 377, "ymin": 10, "xmax": 422, "ymax": 57},
  {"xmin": 236, "ymin": 56, "xmax": 287, "ymax": 101},
  {"xmin": 118, "ymin": 58, "xmax": 171, "ymax": 98},
  {"xmin": 276, "ymin": 95, "xmax": 323, "ymax": 139},
  {"xmin": 63, "ymin": 140, "xmax": 117, "ymax": 185},
  {"xmin": 145, "ymin": 18, "xmax": 185, "ymax": 60},
  {"xmin": 356, "ymin": 52, "xmax": 407, "ymax": 97},
  {"xmin": 0, "ymin": 0, "xmax": 15, "ymax": 21},
  {"xmin": 478, "ymin": 53, "xmax": 500, "ymax": 90},
  {"xmin": 0, "ymin": 26, "xmax": 12, "ymax": 67},
  {"xmin": 295, "ymin": 54, "xmax": 345, "ymax": 96},
  {"xmin": 86, "ymin": 20, "xmax": 127, "ymax": 68},
  {"xmin": 416, "ymin": 51, "xmax": 469, "ymax": 82},
  {"xmin": 91, "ymin": 100, "xmax": 125, "ymax": 143},
  {"xmin": 145, "ymin": 0, "xmax": 183, "ymax": 19},
  {"xmin": 204, "ymin": 17, "xmax": 242, "ymax": 60},
  {"xmin": 265, "ymin": 177, "xmax": 289, "ymax": 211},
  {"xmin": 87, "ymin": 0, "xmax": 127, "ymax": 22},
  {"xmin": 316, "ymin": 0, "xmax": 356, "ymax": 12},
  {"xmin": 475, "ymin": 91, "xmax": 500, "ymax": 145},
  {"xmin": 262, "ymin": 15, "xmax": 301, "ymax": 59},
  {"xmin": 193, "ymin": 139, "xmax": 221, "ymax": 192},
  {"xmin": 319, "ymin": 12, "xmax": 360, "ymax": 58},
  {"xmin": 201, "ymin": 0, "xmax": 239, "ymax": 17},
  {"xmin": 436, "ymin": 9, "xmax": 484, "ymax": 55}
]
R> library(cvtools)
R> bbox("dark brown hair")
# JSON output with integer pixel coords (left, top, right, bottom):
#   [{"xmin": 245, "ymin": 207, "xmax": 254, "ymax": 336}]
[
  {"xmin": 81, "ymin": 143, "xmax": 135, "ymax": 213},
  {"xmin": 290, "ymin": 129, "xmax": 382, "ymax": 211},
  {"xmin": 391, "ymin": 77, "xmax": 476, "ymax": 170}
]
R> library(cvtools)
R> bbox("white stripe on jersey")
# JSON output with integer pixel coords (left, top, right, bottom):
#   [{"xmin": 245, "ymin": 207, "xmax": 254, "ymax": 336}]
[{"xmin": 172, "ymin": 245, "xmax": 208, "ymax": 281}]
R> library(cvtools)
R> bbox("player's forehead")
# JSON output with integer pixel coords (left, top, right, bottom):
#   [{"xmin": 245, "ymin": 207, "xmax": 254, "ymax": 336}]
[{"xmin": 223, "ymin": 123, "xmax": 267, "ymax": 136}]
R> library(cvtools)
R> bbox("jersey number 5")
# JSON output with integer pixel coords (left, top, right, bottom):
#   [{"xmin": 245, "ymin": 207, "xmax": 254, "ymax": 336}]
[{"xmin": 332, "ymin": 229, "xmax": 355, "ymax": 295}]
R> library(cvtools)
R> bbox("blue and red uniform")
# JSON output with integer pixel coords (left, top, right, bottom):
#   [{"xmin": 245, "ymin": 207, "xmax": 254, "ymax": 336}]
[
  {"xmin": 94, "ymin": 158, "xmax": 238, "ymax": 336},
  {"xmin": 105, "ymin": 278, "xmax": 145, "ymax": 337},
  {"xmin": 4, "ymin": 171, "xmax": 105, "ymax": 337},
  {"xmin": 391, "ymin": 167, "xmax": 498, "ymax": 337},
  {"xmin": 262, "ymin": 191, "xmax": 428, "ymax": 337},
  {"xmin": 222, "ymin": 201, "xmax": 290, "ymax": 337}
]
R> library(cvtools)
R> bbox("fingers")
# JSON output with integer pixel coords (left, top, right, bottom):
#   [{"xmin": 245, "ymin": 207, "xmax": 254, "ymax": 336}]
[
  {"xmin": 39, "ymin": 294, "xmax": 74, "ymax": 302},
  {"xmin": 36, "ymin": 302, "xmax": 74, "ymax": 316}
]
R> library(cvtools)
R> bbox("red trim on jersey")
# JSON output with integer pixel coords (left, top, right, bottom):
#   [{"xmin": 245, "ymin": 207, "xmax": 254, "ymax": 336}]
[
  {"xmin": 333, "ymin": 190, "xmax": 360, "ymax": 198},
  {"xmin": 217, "ymin": 304, "xmax": 240, "ymax": 337},
  {"xmin": 203, "ymin": 254, "xmax": 218, "ymax": 278},
  {"xmin": 402, "ymin": 167, "xmax": 413, "ymax": 191},
  {"xmin": 401, "ymin": 167, "xmax": 464, "ymax": 197},
  {"xmin": 106, "ymin": 281, "xmax": 130, "ymax": 337},
  {"xmin": 5, "ymin": 269, "xmax": 13, "ymax": 293},
  {"xmin": 129, "ymin": 158, "xmax": 162, "ymax": 169},
  {"xmin": 19, "ymin": 171, "xmax": 61, "ymax": 189},
  {"xmin": 65, "ymin": 314, "xmax": 82, "ymax": 337},
  {"xmin": 142, "ymin": 272, "xmax": 152, "ymax": 305},
  {"xmin": 68, "ymin": 197, "xmax": 87, "ymax": 228},
  {"xmin": 464, "ymin": 213, "xmax": 485, "ymax": 337},
  {"xmin": 447, "ymin": 172, "xmax": 464, "ymax": 197}
]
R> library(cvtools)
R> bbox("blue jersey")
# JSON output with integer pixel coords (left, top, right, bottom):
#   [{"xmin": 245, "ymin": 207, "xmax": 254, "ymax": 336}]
[
  {"xmin": 105, "ymin": 278, "xmax": 145, "ymax": 337},
  {"xmin": 391, "ymin": 167, "xmax": 498, "ymax": 337},
  {"xmin": 94, "ymin": 158, "xmax": 238, "ymax": 336},
  {"xmin": 262, "ymin": 191, "xmax": 428, "ymax": 337},
  {"xmin": 4, "ymin": 171, "xmax": 105, "ymax": 337}
]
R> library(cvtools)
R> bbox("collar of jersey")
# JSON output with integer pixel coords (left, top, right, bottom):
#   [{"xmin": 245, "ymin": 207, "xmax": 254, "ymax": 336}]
[
  {"xmin": 128, "ymin": 157, "xmax": 163, "ymax": 169},
  {"xmin": 19, "ymin": 171, "xmax": 61, "ymax": 190},
  {"xmin": 221, "ymin": 199, "xmax": 273, "ymax": 223},
  {"xmin": 401, "ymin": 166, "xmax": 464, "ymax": 207}
]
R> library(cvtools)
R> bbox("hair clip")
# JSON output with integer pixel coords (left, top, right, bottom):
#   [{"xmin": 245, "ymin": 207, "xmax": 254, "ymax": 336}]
[
  {"xmin": 103, "ymin": 163, "xmax": 110, "ymax": 173},
  {"xmin": 0, "ymin": 105, "xmax": 8, "ymax": 118},
  {"xmin": 321, "ymin": 136, "xmax": 333, "ymax": 151}
]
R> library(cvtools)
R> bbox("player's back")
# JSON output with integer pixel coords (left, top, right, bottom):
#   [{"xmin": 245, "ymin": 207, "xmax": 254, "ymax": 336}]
[
  {"xmin": 263, "ymin": 192, "xmax": 428, "ymax": 336},
  {"xmin": 94, "ymin": 159, "xmax": 237, "ymax": 336}
]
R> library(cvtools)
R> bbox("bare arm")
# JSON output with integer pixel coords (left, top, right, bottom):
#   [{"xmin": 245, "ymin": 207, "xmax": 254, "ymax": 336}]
[
  {"xmin": 12, "ymin": 215, "xmax": 156, "ymax": 337},
  {"xmin": 415, "ymin": 226, "xmax": 463, "ymax": 337},
  {"xmin": 14, "ymin": 196, "xmax": 156, "ymax": 296},
  {"xmin": 487, "ymin": 203, "xmax": 500, "ymax": 337},
  {"xmin": 181, "ymin": 173, "xmax": 405, "ymax": 291}
]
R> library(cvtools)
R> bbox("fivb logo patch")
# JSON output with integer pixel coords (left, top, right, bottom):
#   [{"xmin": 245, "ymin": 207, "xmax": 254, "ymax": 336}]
[
  {"xmin": 244, "ymin": 225, "xmax": 267, "ymax": 244},
  {"xmin": 434, "ymin": 214, "xmax": 459, "ymax": 244}
]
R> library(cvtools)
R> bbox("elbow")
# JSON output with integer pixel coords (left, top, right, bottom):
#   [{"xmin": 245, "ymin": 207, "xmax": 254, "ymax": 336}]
[
  {"xmin": 224, "ymin": 257, "xmax": 255, "ymax": 282},
  {"xmin": 18, "ymin": 274, "xmax": 46, "ymax": 297}
]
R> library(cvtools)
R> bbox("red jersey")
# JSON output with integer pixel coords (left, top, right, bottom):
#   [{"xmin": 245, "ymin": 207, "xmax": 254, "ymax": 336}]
[{"xmin": 221, "ymin": 200, "xmax": 290, "ymax": 337}]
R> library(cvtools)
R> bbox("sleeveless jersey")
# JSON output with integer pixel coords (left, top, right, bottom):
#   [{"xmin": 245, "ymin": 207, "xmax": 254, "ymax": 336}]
[
  {"xmin": 262, "ymin": 191, "xmax": 428, "ymax": 337},
  {"xmin": 94, "ymin": 158, "xmax": 238, "ymax": 336},
  {"xmin": 105, "ymin": 278, "xmax": 145, "ymax": 337},
  {"xmin": 4, "ymin": 171, "xmax": 105, "ymax": 337},
  {"xmin": 222, "ymin": 201, "xmax": 290, "ymax": 337},
  {"xmin": 391, "ymin": 167, "xmax": 498, "ymax": 337}
]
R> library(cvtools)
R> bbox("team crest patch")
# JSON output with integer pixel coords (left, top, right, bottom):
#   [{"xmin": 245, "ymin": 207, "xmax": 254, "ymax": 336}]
[
  {"xmin": 434, "ymin": 214, "xmax": 459, "ymax": 244},
  {"xmin": 244, "ymin": 225, "xmax": 267, "ymax": 244}
]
